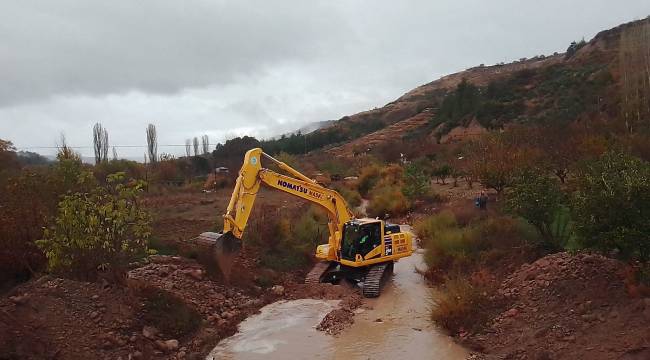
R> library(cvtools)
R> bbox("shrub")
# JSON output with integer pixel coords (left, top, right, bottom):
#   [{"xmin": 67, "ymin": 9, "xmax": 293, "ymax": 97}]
[
  {"xmin": 141, "ymin": 289, "xmax": 201, "ymax": 337},
  {"xmin": 37, "ymin": 172, "xmax": 152, "ymax": 280},
  {"xmin": 402, "ymin": 162, "xmax": 431, "ymax": 200},
  {"xmin": 334, "ymin": 185, "xmax": 362, "ymax": 208},
  {"xmin": 247, "ymin": 206, "xmax": 328, "ymax": 272},
  {"xmin": 505, "ymin": 171, "xmax": 569, "ymax": 251},
  {"xmin": 416, "ymin": 212, "xmax": 538, "ymax": 273},
  {"xmin": 431, "ymin": 275, "xmax": 493, "ymax": 334},
  {"xmin": 357, "ymin": 164, "xmax": 382, "ymax": 196},
  {"xmin": 572, "ymin": 152, "xmax": 650, "ymax": 260},
  {"xmin": 366, "ymin": 185, "xmax": 410, "ymax": 218}
]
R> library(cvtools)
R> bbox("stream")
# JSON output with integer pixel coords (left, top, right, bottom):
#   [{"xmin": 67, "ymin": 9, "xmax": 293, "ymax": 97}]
[{"xmin": 207, "ymin": 226, "xmax": 468, "ymax": 360}]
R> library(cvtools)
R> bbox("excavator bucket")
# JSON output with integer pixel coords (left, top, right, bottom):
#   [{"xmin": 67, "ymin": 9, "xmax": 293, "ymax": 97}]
[{"xmin": 195, "ymin": 231, "xmax": 241, "ymax": 281}]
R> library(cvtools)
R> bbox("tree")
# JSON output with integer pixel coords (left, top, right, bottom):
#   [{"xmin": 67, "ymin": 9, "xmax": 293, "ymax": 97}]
[
  {"xmin": 0, "ymin": 139, "xmax": 19, "ymax": 174},
  {"xmin": 193, "ymin": 137, "xmax": 199, "ymax": 157},
  {"xmin": 402, "ymin": 162, "xmax": 431, "ymax": 200},
  {"xmin": 93, "ymin": 123, "xmax": 109, "ymax": 164},
  {"xmin": 619, "ymin": 20, "xmax": 650, "ymax": 133},
  {"xmin": 185, "ymin": 139, "xmax": 191, "ymax": 158},
  {"xmin": 432, "ymin": 164, "xmax": 452, "ymax": 185},
  {"xmin": 565, "ymin": 39, "xmax": 586, "ymax": 59},
  {"xmin": 37, "ymin": 172, "xmax": 151, "ymax": 279},
  {"xmin": 572, "ymin": 152, "xmax": 650, "ymax": 260},
  {"xmin": 112, "ymin": 147, "xmax": 118, "ymax": 161},
  {"xmin": 146, "ymin": 124, "xmax": 158, "ymax": 164},
  {"xmin": 201, "ymin": 135, "xmax": 210, "ymax": 155},
  {"xmin": 467, "ymin": 129, "xmax": 541, "ymax": 194},
  {"xmin": 505, "ymin": 171, "xmax": 568, "ymax": 251}
]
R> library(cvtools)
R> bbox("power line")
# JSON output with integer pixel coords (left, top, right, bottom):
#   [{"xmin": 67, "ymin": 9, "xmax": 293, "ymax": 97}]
[{"xmin": 16, "ymin": 143, "xmax": 223, "ymax": 150}]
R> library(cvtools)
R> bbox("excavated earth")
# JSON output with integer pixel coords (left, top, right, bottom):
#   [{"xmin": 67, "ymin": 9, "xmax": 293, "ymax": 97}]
[
  {"xmin": 0, "ymin": 255, "xmax": 361, "ymax": 360},
  {"xmin": 466, "ymin": 252, "xmax": 650, "ymax": 360}
]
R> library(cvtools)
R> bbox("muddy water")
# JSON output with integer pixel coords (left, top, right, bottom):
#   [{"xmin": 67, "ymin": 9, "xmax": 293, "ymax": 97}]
[
  {"xmin": 207, "ymin": 299, "xmax": 340, "ymax": 359},
  {"xmin": 207, "ymin": 226, "xmax": 468, "ymax": 360}
]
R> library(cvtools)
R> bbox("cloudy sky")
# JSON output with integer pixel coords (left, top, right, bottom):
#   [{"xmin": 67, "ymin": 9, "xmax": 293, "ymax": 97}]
[{"xmin": 1, "ymin": 1, "xmax": 649, "ymax": 158}]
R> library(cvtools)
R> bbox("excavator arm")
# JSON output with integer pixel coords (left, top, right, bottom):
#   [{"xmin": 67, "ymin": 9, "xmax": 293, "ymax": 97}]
[{"xmin": 204, "ymin": 148, "xmax": 355, "ymax": 277}]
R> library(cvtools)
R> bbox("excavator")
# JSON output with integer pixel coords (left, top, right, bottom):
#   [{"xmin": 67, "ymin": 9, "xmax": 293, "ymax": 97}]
[{"xmin": 197, "ymin": 148, "xmax": 413, "ymax": 297}]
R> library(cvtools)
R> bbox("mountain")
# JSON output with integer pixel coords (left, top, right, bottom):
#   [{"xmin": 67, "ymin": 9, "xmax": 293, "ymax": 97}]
[{"xmin": 295, "ymin": 17, "xmax": 648, "ymax": 158}]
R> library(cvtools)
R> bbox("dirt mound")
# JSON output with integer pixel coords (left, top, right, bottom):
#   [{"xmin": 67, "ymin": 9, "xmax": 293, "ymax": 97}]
[
  {"xmin": 0, "ymin": 276, "xmax": 141, "ymax": 360},
  {"xmin": 0, "ymin": 255, "xmax": 280, "ymax": 360},
  {"xmin": 285, "ymin": 282, "xmax": 363, "ymax": 335},
  {"xmin": 468, "ymin": 252, "xmax": 650, "ymax": 360}
]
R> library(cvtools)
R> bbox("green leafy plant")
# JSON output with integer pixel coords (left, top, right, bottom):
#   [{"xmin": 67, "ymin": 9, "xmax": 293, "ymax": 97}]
[
  {"xmin": 572, "ymin": 152, "xmax": 650, "ymax": 260},
  {"xmin": 37, "ymin": 172, "xmax": 152, "ymax": 280},
  {"xmin": 402, "ymin": 162, "xmax": 431, "ymax": 200},
  {"xmin": 505, "ymin": 171, "xmax": 569, "ymax": 251}
]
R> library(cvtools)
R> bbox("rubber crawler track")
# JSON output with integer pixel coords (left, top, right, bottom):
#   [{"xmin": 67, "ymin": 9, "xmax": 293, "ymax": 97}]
[{"xmin": 362, "ymin": 263, "xmax": 390, "ymax": 298}]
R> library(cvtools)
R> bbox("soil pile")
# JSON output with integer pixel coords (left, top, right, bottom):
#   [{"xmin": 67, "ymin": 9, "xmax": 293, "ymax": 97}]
[
  {"xmin": 286, "ymin": 282, "xmax": 363, "ymax": 335},
  {"xmin": 468, "ymin": 252, "xmax": 650, "ymax": 360}
]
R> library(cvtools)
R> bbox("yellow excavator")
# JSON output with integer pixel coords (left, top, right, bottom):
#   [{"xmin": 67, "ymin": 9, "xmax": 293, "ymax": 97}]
[{"xmin": 198, "ymin": 148, "xmax": 413, "ymax": 297}]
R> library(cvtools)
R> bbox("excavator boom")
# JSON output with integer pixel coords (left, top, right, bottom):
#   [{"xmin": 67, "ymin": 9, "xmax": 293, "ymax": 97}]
[{"xmin": 198, "ymin": 148, "xmax": 354, "ymax": 278}]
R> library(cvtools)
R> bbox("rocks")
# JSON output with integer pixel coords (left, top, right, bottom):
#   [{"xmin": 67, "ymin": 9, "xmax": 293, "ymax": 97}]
[
  {"xmin": 271, "ymin": 285, "xmax": 285, "ymax": 296},
  {"xmin": 9, "ymin": 294, "xmax": 29, "ymax": 305},
  {"xmin": 187, "ymin": 269, "xmax": 204, "ymax": 281},
  {"xmin": 468, "ymin": 251, "xmax": 642, "ymax": 359},
  {"xmin": 142, "ymin": 325, "xmax": 158, "ymax": 340},
  {"xmin": 317, "ymin": 308, "xmax": 355, "ymax": 335},
  {"xmin": 155, "ymin": 339, "xmax": 179, "ymax": 352}
]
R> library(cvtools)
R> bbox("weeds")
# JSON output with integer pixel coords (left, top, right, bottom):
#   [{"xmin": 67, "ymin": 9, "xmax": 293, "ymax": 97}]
[
  {"xmin": 431, "ymin": 274, "xmax": 495, "ymax": 334},
  {"xmin": 141, "ymin": 289, "xmax": 201, "ymax": 337}
]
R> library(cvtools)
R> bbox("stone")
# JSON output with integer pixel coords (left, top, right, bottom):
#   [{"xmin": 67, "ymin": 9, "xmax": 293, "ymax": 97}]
[
  {"xmin": 271, "ymin": 285, "xmax": 285, "ymax": 296},
  {"xmin": 188, "ymin": 269, "xmax": 204, "ymax": 281},
  {"xmin": 164, "ymin": 339, "xmax": 179, "ymax": 351},
  {"xmin": 142, "ymin": 325, "xmax": 158, "ymax": 339},
  {"xmin": 504, "ymin": 308, "xmax": 519, "ymax": 318},
  {"xmin": 9, "ymin": 295, "xmax": 29, "ymax": 305}
]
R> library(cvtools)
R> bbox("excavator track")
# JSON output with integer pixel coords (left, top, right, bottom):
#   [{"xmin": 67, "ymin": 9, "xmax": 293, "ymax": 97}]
[
  {"xmin": 305, "ymin": 261, "xmax": 331, "ymax": 284},
  {"xmin": 362, "ymin": 262, "xmax": 392, "ymax": 298}
]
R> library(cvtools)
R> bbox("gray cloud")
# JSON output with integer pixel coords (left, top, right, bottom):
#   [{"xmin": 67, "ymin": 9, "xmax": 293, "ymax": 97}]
[{"xmin": 1, "ymin": 0, "xmax": 649, "ymax": 157}]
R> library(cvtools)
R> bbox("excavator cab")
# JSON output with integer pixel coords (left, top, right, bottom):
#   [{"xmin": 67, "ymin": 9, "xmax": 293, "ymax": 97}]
[{"xmin": 341, "ymin": 220, "xmax": 383, "ymax": 261}]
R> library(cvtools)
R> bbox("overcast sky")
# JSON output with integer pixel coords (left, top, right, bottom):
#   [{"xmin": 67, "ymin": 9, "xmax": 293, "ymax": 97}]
[{"xmin": 1, "ymin": 1, "xmax": 649, "ymax": 158}]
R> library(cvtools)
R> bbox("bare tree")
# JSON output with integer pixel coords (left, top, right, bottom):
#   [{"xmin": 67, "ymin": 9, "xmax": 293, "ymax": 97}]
[
  {"xmin": 620, "ymin": 19, "xmax": 650, "ymax": 133},
  {"xmin": 201, "ymin": 134, "xmax": 210, "ymax": 155},
  {"xmin": 92, "ymin": 123, "xmax": 109, "ymax": 164},
  {"xmin": 112, "ymin": 147, "xmax": 118, "ymax": 161},
  {"xmin": 146, "ymin": 124, "xmax": 158, "ymax": 164},
  {"xmin": 193, "ymin": 137, "xmax": 199, "ymax": 156},
  {"xmin": 185, "ymin": 139, "xmax": 191, "ymax": 157}
]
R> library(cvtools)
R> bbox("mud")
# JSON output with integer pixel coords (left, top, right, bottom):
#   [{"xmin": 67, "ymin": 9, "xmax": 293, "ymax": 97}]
[
  {"xmin": 208, "ymin": 228, "xmax": 468, "ymax": 360},
  {"xmin": 206, "ymin": 299, "xmax": 340, "ymax": 360}
]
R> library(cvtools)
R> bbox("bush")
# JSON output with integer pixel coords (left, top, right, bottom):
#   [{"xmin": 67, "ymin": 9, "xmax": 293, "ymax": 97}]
[
  {"xmin": 505, "ymin": 171, "xmax": 569, "ymax": 251},
  {"xmin": 247, "ymin": 206, "xmax": 328, "ymax": 272},
  {"xmin": 416, "ymin": 212, "xmax": 538, "ymax": 273},
  {"xmin": 333, "ymin": 185, "xmax": 362, "ymax": 208},
  {"xmin": 366, "ymin": 185, "xmax": 410, "ymax": 218},
  {"xmin": 572, "ymin": 152, "xmax": 650, "ymax": 260},
  {"xmin": 402, "ymin": 162, "xmax": 431, "ymax": 200},
  {"xmin": 357, "ymin": 164, "xmax": 382, "ymax": 197},
  {"xmin": 141, "ymin": 289, "xmax": 201, "ymax": 337},
  {"xmin": 37, "ymin": 172, "xmax": 152, "ymax": 280},
  {"xmin": 431, "ymin": 275, "xmax": 493, "ymax": 334}
]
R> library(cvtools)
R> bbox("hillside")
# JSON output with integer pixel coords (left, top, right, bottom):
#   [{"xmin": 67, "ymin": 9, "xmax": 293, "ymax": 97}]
[{"xmin": 288, "ymin": 18, "xmax": 647, "ymax": 159}]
